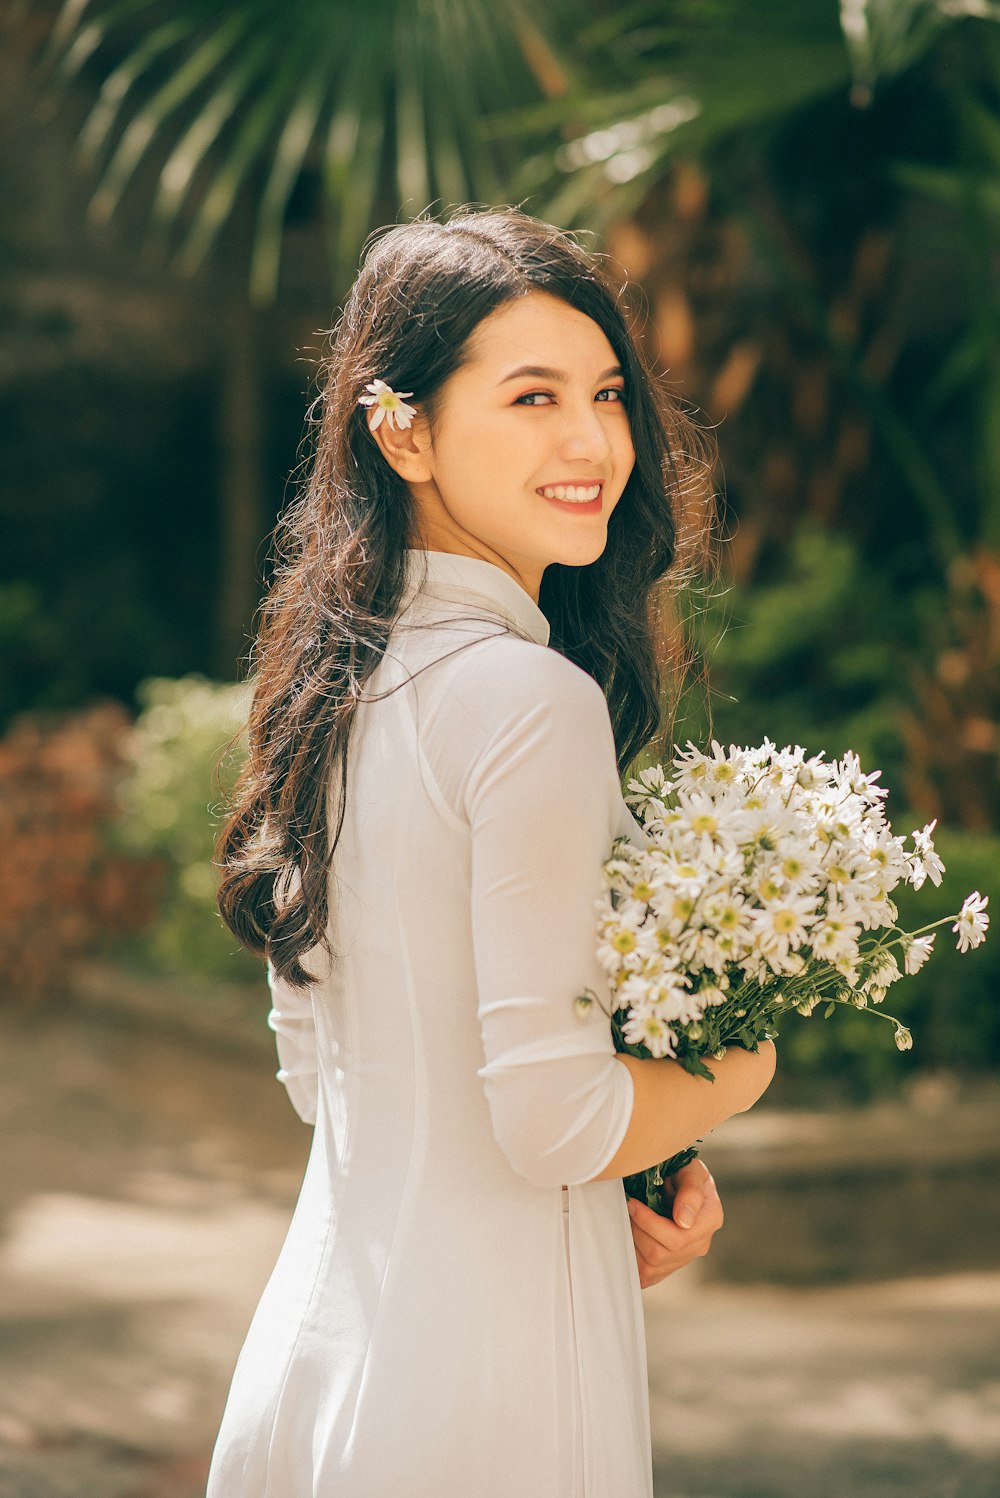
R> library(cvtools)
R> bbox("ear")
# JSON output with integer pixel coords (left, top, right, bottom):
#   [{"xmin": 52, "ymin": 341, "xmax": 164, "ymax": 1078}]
[{"xmin": 367, "ymin": 409, "xmax": 434, "ymax": 484}]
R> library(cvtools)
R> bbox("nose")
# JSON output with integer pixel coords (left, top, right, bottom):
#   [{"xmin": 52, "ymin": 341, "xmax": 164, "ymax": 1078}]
[{"xmin": 558, "ymin": 397, "xmax": 614, "ymax": 466}]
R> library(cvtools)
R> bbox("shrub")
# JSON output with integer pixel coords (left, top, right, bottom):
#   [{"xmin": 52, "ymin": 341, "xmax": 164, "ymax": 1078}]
[
  {"xmin": 113, "ymin": 674, "xmax": 260, "ymax": 984},
  {"xmin": 0, "ymin": 700, "xmax": 163, "ymax": 1002}
]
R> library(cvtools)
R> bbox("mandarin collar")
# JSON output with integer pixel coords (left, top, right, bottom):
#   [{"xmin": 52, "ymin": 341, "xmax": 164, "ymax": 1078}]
[{"xmin": 397, "ymin": 547, "xmax": 551, "ymax": 647}]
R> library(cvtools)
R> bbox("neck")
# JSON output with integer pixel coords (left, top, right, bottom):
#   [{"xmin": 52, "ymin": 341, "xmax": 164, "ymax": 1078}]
[{"xmin": 407, "ymin": 517, "xmax": 543, "ymax": 605}]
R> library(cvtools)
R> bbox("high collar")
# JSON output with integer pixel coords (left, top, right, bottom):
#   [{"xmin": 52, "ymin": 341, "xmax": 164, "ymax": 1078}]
[{"xmin": 397, "ymin": 548, "xmax": 551, "ymax": 647}]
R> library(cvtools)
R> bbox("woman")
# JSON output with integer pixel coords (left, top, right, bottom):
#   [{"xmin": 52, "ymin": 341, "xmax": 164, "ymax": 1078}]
[{"xmin": 207, "ymin": 207, "xmax": 776, "ymax": 1497}]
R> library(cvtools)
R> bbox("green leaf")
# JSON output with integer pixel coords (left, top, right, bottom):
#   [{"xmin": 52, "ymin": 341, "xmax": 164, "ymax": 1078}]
[
  {"xmin": 174, "ymin": 54, "xmax": 306, "ymax": 275},
  {"xmin": 39, "ymin": 0, "xmax": 570, "ymax": 301},
  {"xmin": 89, "ymin": 14, "xmax": 256, "ymax": 225},
  {"xmin": 681, "ymin": 1052, "xmax": 717, "ymax": 1082},
  {"xmin": 150, "ymin": 28, "xmax": 279, "ymax": 228},
  {"xmin": 73, "ymin": 20, "xmax": 193, "ymax": 166},
  {"xmin": 249, "ymin": 50, "xmax": 333, "ymax": 303},
  {"xmin": 892, "ymin": 162, "xmax": 1000, "ymax": 218}
]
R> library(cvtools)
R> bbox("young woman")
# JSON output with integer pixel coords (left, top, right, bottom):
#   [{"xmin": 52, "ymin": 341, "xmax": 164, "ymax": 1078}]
[{"xmin": 207, "ymin": 207, "xmax": 777, "ymax": 1498}]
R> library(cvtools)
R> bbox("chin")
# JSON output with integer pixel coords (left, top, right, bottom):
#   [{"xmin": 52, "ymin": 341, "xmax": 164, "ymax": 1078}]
[{"xmin": 548, "ymin": 533, "xmax": 610, "ymax": 570}]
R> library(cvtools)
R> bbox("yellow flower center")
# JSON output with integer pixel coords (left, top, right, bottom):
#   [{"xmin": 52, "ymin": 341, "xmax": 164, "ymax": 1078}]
[{"xmin": 612, "ymin": 929, "xmax": 637, "ymax": 953}]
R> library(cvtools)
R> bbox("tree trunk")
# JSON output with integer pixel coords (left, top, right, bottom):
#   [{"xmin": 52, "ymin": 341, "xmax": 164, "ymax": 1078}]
[{"xmin": 215, "ymin": 293, "xmax": 267, "ymax": 679}]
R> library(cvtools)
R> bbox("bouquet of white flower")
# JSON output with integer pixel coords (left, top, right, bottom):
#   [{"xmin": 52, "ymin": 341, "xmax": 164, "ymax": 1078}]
[{"xmin": 575, "ymin": 739, "xmax": 990, "ymax": 1214}]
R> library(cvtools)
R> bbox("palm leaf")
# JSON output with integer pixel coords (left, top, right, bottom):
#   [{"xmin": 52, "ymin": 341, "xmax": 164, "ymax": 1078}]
[
  {"xmin": 250, "ymin": 50, "xmax": 335, "ymax": 303},
  {"xmin": 150, "ymin": 28, "xmax": 278, "ymax": 229},
  {"xmin": 892, "ymin": 161, "xmax": 1000, "ymax": 216},
  {"xmin": 39, "ymin": 0, "xmax": 568, "ymax": 301},
  {"xmin": 174, "ymin": 39, "xmax": 319, "ymax": 276},
  {"xmin": 75, "ymin": 20, "xmax": 193, "ymax": 167},
  {"xmin": 505, "ymin": 0, "xmax": 997, "ymax": 236},
  {"xmin": 90, "ymin": 15, "xmax": 257, "ymax": 225}
]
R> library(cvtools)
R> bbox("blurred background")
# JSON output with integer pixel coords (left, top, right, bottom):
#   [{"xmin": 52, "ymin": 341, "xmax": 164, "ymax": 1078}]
[{"xmin": 1, "ymin": 1, "xmax": 998, "ymax": 1494}]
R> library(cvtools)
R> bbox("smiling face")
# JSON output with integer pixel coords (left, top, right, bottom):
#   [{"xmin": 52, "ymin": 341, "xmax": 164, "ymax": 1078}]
[{"xmin": 373, "ymin": 291, "xmax": 636, "ymax": 602}]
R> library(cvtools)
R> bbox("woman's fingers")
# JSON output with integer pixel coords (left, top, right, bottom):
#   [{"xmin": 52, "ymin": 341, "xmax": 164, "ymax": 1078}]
[
  {"xmin": 666, "ymin": 1158, "xmax": 713, "ymax": 1229},
  {"xmin": 627, "ymin": 1162, "xmax": 725, "ymax": 1286}
]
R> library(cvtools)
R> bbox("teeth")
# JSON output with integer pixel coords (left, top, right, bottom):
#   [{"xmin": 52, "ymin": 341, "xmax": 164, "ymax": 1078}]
[{"xmin": 540, "ymin": 484, "xmax": 601, "ymax": 503}]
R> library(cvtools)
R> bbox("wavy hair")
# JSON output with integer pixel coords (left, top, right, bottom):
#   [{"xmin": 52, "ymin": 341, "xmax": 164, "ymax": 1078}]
[{"xmin": 215, "ymin": 207, "xmax": 717, "ymax": 986}]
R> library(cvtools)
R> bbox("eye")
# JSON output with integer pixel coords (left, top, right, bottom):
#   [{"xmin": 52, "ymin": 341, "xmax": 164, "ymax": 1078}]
[
  {"xmin": 596, "ymin": 386, "xmax": 626, "ymax": 403},
  {"xmin": 513, "ymin": 391, "xmax": 555, "ymax": 406}
]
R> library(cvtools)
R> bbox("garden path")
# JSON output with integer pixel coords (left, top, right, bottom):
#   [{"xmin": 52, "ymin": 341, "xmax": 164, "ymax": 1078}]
[{"xmin": 1, "ymin": 971, "xmax": 998, "ymax": 1497}]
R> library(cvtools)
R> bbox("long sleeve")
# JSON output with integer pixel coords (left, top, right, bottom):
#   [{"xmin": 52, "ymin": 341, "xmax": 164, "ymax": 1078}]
[
  {"xmin": 424, "ymin": 639, "xmax": 635, "ymax": 1189},
  {"xmin": 266, "ymin": 960, "xmax": 319, "ymax": 1126}
]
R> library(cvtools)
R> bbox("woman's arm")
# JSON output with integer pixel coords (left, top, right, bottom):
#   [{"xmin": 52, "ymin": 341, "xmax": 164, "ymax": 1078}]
[
  {"xmin": 266, "ymin": 960, "xmax": 319, "ymax": 1126},
  {"xmin": 425, "ymin": 637, "xmax": 775, "ymax": 1190},
  {"xmin": 587, "ymin": 1041, "xmax": 777, "ymax": 1182}
]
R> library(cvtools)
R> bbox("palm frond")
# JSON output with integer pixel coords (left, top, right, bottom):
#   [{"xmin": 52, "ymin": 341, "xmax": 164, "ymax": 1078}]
[
  {"xmin": 40, "ymin": 0, "xmax": 567, "ymax": 301},
  {"xmin": 89, "ymin": 15, "xmax": 257, "ymax": 225},
  {"xmin": 506, "ymin": 0, "xmax": 999, "ymax": 235}
]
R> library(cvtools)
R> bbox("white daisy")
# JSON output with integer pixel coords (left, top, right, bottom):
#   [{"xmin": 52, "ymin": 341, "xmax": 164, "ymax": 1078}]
[
  {"xmin": 751, "ymin": 891, "xmax": 819, "ymax": 965},
  {"xmin": 621, "ymin": 1006, "xmax": 679, "ymax": 1059},
  {"xmin": 358, "ymin": 379, "xmax": 417, "ymax": 431},
  {"xmin": 903, "ymin": 933, "xmax": 935, "ymax": 975},
  {"xmin": 835, "ymin": 750, "xmax": 888, "ymax": 808},
  {"xmin": 810, "ymin": 912, "xmax": 861, "ymax": 965},
  {"xmin": 863, "ymin": 952, "xmax": 902, "ymax": 1003},
  {"xmin": 908, "ymin": 820, "xmax": 946, "ymax": 890},
  {"xmin": 953, "ymin": 891, "xmax": 990, "ymax": 953}
]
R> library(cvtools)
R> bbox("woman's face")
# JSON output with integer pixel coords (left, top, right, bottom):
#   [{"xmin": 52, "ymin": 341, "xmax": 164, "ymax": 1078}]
[{"xmin": 402, "ymin": 291, "xmax": 636, "ymax": 601}]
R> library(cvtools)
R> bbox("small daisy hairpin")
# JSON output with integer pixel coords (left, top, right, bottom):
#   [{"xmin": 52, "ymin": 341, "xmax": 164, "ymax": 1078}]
[{"xmin": 358, "ymin": 379, "xmax": 417, "ymax": 432}]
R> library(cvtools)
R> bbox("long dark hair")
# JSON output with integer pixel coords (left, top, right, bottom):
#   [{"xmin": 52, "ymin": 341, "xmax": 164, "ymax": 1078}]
[{"xmin": 216, "ymin": 206, "xmax": 717, "ymax": 987}]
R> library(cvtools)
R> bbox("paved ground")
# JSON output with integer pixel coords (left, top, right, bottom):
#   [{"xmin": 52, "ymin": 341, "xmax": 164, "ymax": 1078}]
[{"xmin": 1, "ymin": 966, "xmax": 998, "ymax": 1497}]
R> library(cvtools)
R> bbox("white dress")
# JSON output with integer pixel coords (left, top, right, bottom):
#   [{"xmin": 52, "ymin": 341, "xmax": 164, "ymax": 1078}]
[{"xmin": 206, "ymin": 547, "xmax": 654, "ymax": 1498}]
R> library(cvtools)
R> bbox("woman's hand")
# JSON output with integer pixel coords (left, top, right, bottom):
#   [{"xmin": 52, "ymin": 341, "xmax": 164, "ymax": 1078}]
[{"xmin": 627, "ymin": 1158, "xmax": 724, "ymax": 1289}]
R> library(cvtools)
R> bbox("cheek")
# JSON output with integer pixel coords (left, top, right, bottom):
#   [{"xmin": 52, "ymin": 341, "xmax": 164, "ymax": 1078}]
[
  {"xmin": 434, "ymin": 419, "xmax": 513, "ymax": 475},
  {"xmin": 438, "ymin": 422, "xmax": 543, "ymax": 496},
  {"xmin": 617, "ymin": 424, "xmax": 637, "ymax": 481},
  {"xmin": 622, "ymin": 409, "xmax": 637, "ymax": 455}
]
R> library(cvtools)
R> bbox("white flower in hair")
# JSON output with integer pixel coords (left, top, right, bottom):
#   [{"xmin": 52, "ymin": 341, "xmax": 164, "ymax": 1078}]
[{"xmin": 359, "ymin": 379, "xmax": 417, "ymax": 431}]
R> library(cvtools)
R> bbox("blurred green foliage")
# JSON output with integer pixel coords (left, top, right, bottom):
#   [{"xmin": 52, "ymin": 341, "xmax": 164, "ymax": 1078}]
[
  {"xmin": 113, "ymin": 673, "xmax": 261, "ymax": 983},
  {"xmin": 0, "ymin": 582, "xmax": 63, "ymax": 725},
  {"xmin": 664, "ymin": 530, "xmax": 998, "ymax": 1100},
  {"xmin": 682, "ymin": 527, "xmax": 912, "ymax": 788}
]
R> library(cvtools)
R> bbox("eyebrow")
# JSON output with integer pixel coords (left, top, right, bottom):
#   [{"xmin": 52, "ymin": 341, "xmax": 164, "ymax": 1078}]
[{"xmin": 497, "ymin": 363, "xmax": 624, "ymax": 386}]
